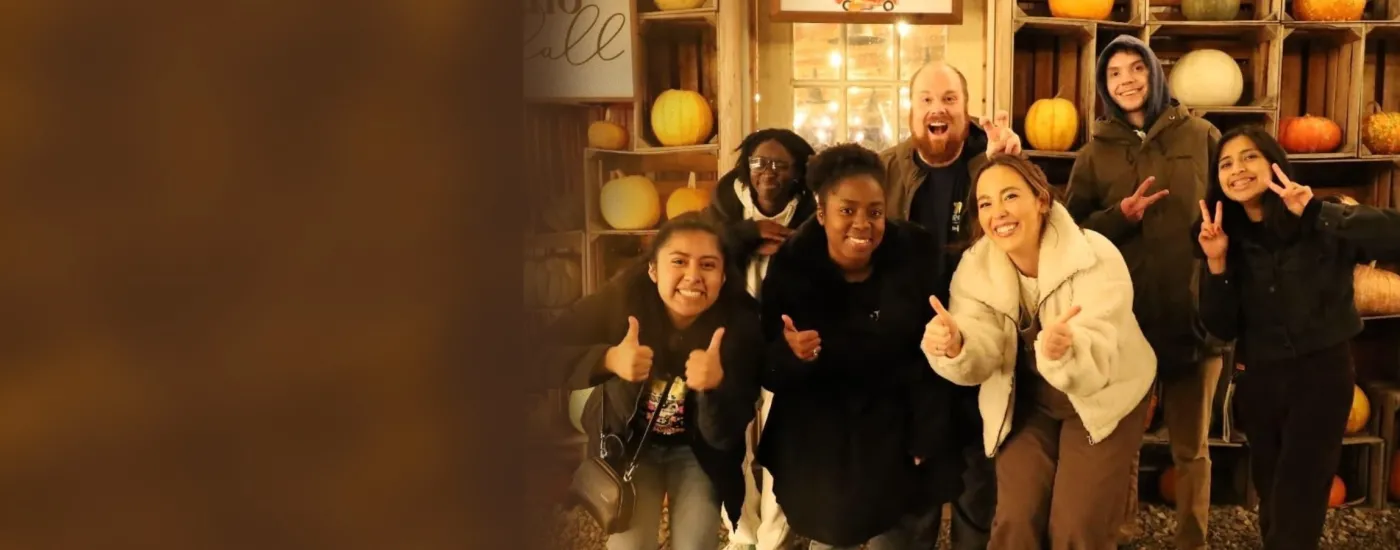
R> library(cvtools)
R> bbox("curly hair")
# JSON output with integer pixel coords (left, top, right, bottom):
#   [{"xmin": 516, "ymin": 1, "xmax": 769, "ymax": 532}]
[{"xmin": 804, "ymin": 142, "xmax": 887, "ymax": 199}]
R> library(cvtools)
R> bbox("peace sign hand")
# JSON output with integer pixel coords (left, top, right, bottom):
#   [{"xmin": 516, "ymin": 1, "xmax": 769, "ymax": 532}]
[
  {"xmin": 1268, "ymin": 163, "xmax": 1314, "ymax": 217},
  {"xmin": 1197, "ymin": 200, "xmax": 1229, "ymax": 261},
  {"xmin": 1120, "ymin": 177, "xmax": 1170, "ymax": 223},
  {"xmin": 982, "ymin": 110, "xmax": 1023, "ymax": 157},
  {"xmin": 1040, "ymin": 306, "xmax": 1082, "ymax": 362},
  {"xmin": 684, "ymin": 328, "xmax": 726, "ymax": 391}
]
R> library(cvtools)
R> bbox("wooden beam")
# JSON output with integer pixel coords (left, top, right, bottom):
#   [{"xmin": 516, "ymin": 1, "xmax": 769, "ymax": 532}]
[{"xmin": 717, "ymin": 0, "xmax": 745, "ymax": 169}]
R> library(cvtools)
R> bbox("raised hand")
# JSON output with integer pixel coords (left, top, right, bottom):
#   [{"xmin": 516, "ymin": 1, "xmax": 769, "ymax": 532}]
[
  {"xmin": 605, "ymin": 316, "xmax": 654, "ymax": 382},
  {"xmin": 1269, "ymin": 163, "xmax": 1314, "ymax": 217},
  {"xmin": 685, "ymin": 328, "xmax": 726, "ymax": 391},
  {"xmin": 1197, "ymin": 200, "xmax": 1229, "ymax": 261},
  {"xmin": 922, "ymin": 296, "xmax": 963, "ymax": 359},
  {"xmin": 1119, "ymin": 177, "xmax": 1169, "ymax": 223},
  {"xmin": 781, "ymin": 314, "xmax": 822, "ymax": 362},
  {"xmin": 1040, "ymin": 306, "xmax": 1082, "ymax": 361},
  {"xmin": 756, "ymin": 220, "xmax": 793, "ymax": 256},
  {"xmin": 982, "ymin": 110, "xmax": 1023, "ymax": 157}
]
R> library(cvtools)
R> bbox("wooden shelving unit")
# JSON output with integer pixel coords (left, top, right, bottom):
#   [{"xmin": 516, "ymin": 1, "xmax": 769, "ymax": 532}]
[{"xmin": 998, "ymin": 0, "xmax": 1400, "ymax": 508}]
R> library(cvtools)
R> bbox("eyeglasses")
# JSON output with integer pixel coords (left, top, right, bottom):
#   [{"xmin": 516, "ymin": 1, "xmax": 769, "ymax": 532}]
[{"xmin": 748, "ymin": 156, "xmax": 791, "ymax": 173}]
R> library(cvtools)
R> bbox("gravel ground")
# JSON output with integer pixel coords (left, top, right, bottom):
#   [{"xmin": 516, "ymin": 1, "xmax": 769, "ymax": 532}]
[{"xmin": 551, "ymin": 503, "xmax": 1400, "ymax": 549}]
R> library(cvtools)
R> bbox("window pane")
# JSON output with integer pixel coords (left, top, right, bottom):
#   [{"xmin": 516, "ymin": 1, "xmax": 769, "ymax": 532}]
[
  {"xmin": 898, "ymin": 24, "xmax": 948, "ymax": 81},
  {"xmin": 847, "ymin": 86, "xmax": 896, "ymax": 151},
  {"xmin": 792, "ymin": 24, "xmax": 842, "ymax": 81},
  {"xmin": 898, "ymin": 85, "xmax": 911, "ymax": 142},
  {"xmin": 794, "ymin": 87, "xmax": 843, "ymax": 150},
  {"xmin": 844, "ymin": 24, "xmax": 895, "ymax": 81}
]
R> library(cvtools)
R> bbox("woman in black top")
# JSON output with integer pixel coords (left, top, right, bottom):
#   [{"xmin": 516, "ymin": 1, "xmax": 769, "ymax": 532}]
[
  {"xmin": 542, "ymin": 213, "xmax": 764, "ymax": 550},
  {"xmin": 757, "ymin": 143, "xmax": 960, "ymax": 550},
  {"xmin": 1196, "ymin": 125, "xmax": 1400, "ymax": 549},
  {"xmin": 706, "ymin": 128, "xmax": 818, "ymax": 271}
]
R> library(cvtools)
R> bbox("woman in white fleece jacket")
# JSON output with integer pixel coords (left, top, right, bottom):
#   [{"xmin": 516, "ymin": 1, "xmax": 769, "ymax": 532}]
[{"xmin": 922, "ymin": 154, "xmax": 1155, "ymax": 549}]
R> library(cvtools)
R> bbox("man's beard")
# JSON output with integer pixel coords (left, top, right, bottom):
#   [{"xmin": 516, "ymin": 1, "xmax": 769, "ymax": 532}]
[{"xmin": 914, "ymin": 128, "xmax": 965, "ymax": 165}]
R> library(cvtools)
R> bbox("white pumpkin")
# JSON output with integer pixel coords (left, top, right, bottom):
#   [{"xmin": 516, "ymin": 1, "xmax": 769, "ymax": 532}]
[{"xmin": 1169, "ymin": 49, "xmax": 1244, "ymax": 107}]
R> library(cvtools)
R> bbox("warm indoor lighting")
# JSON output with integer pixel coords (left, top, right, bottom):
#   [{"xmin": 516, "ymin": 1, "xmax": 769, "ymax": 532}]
[
  {"xmin": 829, "ymin": 51, "xmax": 842, "ymax": 68},
  {"xmin": 887, "ymin": 47, "xmax": 895, "ymax": 59},
  {"xmin": 754, "ymin": 93, "xmax": 761, "ymax": 103},
  {"xmin": 852, "ymin": 115, "xmax": 863, "ymax": 126},
  {"xmin": 827, "ymin": 101, "xmax": 839, "ymax": 113},
  {"xmin": 794, "ymin": 111, "xmax": 808, "ymax": 129},
  {"xmin": 896, "ymin": 21, "xmax": 911, "ymax": 37},
  {"xmin": 854, "ymin": 130, "xmax": 866, "ymax": 142},
  {"xmin": 821, "ymin": 116, "xmax": 833, "ymax": 128}
]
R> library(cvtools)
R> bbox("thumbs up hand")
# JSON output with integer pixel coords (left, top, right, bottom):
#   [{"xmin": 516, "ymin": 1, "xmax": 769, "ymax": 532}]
[
  {"xmin": 685, "ymin": 328, "xmax": 726, "ymax": 391},
  {"xmin": 781, "ymin": 314, "xmax": 822, "ymax": 362},
  {"xmin": 1040, "ymin": 306, "xmax": 1081, "ymax": 362},
  {"xmin": 922, "ymin": 296, "xmax": 962, "ymax": 358},
  {"xmin": 606, "ymin": 316, "xmax": 654, "ymax": 382}
]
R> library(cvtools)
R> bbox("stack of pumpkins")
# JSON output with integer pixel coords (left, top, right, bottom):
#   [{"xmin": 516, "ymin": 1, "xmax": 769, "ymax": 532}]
[{"xmin": 600, "ymin": 170, "xmax": 711, "ymax": 231}]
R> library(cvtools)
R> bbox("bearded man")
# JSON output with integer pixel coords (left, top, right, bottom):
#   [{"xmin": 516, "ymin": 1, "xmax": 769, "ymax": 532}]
[{"xmin": 879, "ymin": 61, "xmax": 1022, "ymax": 550}]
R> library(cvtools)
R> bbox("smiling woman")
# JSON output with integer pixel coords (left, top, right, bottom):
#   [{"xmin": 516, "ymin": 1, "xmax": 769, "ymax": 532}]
[{"xmin": 755, "ymin": 143, "xmax": 963, "ymax": 549}]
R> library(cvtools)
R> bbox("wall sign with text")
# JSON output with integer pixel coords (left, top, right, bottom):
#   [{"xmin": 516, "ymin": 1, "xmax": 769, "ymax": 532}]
[
  {"xmin": 770, "ymin": 0, "xmax": 962, "ymax": 24},
  {"xmin": 524, "ymin": 0, "xmax": 638, "ymax": 103}
]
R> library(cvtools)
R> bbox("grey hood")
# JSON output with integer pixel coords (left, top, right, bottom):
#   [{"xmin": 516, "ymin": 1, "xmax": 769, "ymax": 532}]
[{"xmin": 1095, "ymin": 35, "xmax": 1172, "ymax": 129}]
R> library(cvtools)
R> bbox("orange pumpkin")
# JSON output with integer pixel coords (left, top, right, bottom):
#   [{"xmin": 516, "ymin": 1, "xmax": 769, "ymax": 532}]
[
  {"xmin": 1048, "ymin": 0, "xmax": 1114, "ymax": 20},
  {"xmin": 588, "ymin": 121, "xmax": 629, "ymax": 150},
  {"xmin": 1159, "ymin": 466, "xmax": 1177, "ymax": 504},
  {"xmin": 1362, "ymin": 103, "xmax": 1400, "ymax": 155},
  {"xmin": 1279, "ymin": 116, "xmax": 1343, "ymax": 154},
  {"xmin": 1329, "ymin": 476, "xmax": 1346, "ymax": 508},
  {"xmin": 666, "ymin": 172, "xmax": 711, "ymax": 219},
  {"xmin": 651, "ymin": 89, "xmax": 714, "ymax": 147},
  {"xmin": 1345, "ymin": 385, "xmax": 1370, "ymax": 435},
  {"xmin": 1293, "ymin": 0, "xmax": 1365, "ymax": 21}
]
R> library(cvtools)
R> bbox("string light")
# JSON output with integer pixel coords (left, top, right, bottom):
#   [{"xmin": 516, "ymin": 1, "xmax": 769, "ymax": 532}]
[
  {"xmin": 829, "ymin": 51, "xmax": 842, "ymax": 68},
  {"xmin": 896, "ymin": 20, "xmax": 910, "ymax": 37}
]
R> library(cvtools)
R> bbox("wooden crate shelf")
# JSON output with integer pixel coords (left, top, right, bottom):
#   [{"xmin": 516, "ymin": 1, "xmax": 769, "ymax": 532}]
[
  {"xmin": 1012, "ymin": 21, "xmax": 1096, "ymax": 154},
  {"xmin": 1281, "ymin": 0, "xmax": 1400, "ymax": 22},
  {"xmin": 1147, "ymin": 22, "xmax": 1281, "ymax": 110},
  {"xmin": 586, "ymin": 234, "xmax": 653, "ymax": 293},
  {"xmin": 638, "ymin": 0, "xmax": 717, "ymax": 22},
  {"xmin": 634, "ymin": 19, "xmax": 718, "ymax": 150},
  {"xmin": 583, "ymin": 146, "xmax": 720, "ymax": 235},
  {"xmin": 1279, "ymin": 24, "xmax": 1365, "ymax": 159},
  {"xmin": 1362, "ymin": 24, "xmax": 1400, "ymax": 158},
  {"xmin": 1197, "ymin": 109, "xmax": 1280, "ymax": 137},
  {"xmin": 1148, "ymin": 0, "xmax": 1278, "ymax": 22},
  {"xmin": 1015, "ymin": 0, "xmax": 1143, "ymax": 26}
]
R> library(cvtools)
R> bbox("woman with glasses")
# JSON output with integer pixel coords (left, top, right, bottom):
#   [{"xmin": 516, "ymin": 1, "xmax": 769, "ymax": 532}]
[{"xmin": 705, "ymin": 129, "xmax": 815, "ymax": 550}]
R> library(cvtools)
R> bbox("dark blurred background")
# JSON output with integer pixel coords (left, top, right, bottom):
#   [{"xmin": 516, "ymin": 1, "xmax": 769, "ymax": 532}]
[{"xmin": 0, "ymin": 2, "xmax": 525, "ymax": 548}]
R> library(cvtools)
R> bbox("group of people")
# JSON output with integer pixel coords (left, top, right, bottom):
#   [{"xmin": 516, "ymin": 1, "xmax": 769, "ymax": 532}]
[{"xmin": 541, "ymin": 36, "xmax": 1400, "ymax": 550}]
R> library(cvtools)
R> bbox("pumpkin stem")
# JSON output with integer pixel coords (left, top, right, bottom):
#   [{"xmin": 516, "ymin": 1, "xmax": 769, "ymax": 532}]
[
  {"xmin": 1368, "ymin": 101, "xmax": 1381, "ymax": 115},
  {"xmin": 610, "ymin": 169, "xmax": 624, "ymax": 180},
  {"xmin": 687, "ymin": 171, "xmax": 697, "ymax": 189},
  {"xmin": 1054, "ymin": 83, "xmax": 1066, "ymax": 101}
]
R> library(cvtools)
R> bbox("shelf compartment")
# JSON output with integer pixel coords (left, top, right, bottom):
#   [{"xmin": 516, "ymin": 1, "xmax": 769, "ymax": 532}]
[
  {"xmin": 1361, "ymin": 24, "xmax": 1400, "ymax": 159},
  {"xmin": 1147, "ymin": 22, "xmax": 1282, "ymax": 111},
  {"xmin": 1148, "ymin": 0, "xmax": 1278, "ymax": 22},
  {"xmin": 1279, "ymin": 24, "xmax": 1366, "ymax": 159},
  {"xmin": 634, "ymin": 18, "xmax": 719, "ymax": 150},
  {"xmin": 1011, "ymin": 20, "xmax": 1095, "ymax": 155},
  {"xmin": 1281, "ymin": 0, "xmax": 1400, "ymax": 22},
  {"xmin": 1014, "ymin": 0, "xmax": 1144, "ymax": 26}
]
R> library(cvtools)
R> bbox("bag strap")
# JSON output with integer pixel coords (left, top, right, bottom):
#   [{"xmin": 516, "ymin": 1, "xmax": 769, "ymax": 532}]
[{"xmin": 597, "ymin": 375, "xmax": 677, "ymax": 483}]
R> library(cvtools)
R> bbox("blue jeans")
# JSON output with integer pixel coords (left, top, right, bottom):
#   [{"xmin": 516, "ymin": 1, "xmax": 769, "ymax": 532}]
[
  {"xmin": 806, "ymin": 507, "xmax": 942, "ymax": 550},
  {"xmin": 606, "ymin": 445, "xmax": 720, "ymax": 550}
]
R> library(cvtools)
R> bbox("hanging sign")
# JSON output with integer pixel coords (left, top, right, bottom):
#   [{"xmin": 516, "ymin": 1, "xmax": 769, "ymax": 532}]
[
  {"xmin": 770, "ymin": 0, "xmax": 963, "ymax": 24},
  {"xmin": 524, "ymin": 0, "xmax": 638, "ymax": 103}
]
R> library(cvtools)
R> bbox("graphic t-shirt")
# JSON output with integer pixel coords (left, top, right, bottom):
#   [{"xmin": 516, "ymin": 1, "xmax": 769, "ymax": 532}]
[{"xmin": 639, "ymin": 377, "xmax": 687, "ymax": 443}]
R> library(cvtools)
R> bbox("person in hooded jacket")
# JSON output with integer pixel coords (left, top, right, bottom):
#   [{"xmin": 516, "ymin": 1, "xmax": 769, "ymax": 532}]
[
  {"xmin": 541, "ymin": 213, "xmax": 764, "ymax": 550},
  {"xmin": 1064, "ymin": 35, "xmax": 1224, "ymax": 549},
  {"xmin": 758, "ymin": 143, "xmax": 960, "ymax": 550},
  {"xmin": 1196, "ymin": 126, "xmax": 1400, "ymax": 549},
  {"xmin": 703, "ymin": 128, "xmax": 816, "ymax": 550}
]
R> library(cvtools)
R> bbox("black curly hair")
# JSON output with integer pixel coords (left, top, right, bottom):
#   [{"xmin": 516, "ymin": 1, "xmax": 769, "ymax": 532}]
[{"xmin": 804, "ymin": 142, "xmax": 887, "ymax": 200}]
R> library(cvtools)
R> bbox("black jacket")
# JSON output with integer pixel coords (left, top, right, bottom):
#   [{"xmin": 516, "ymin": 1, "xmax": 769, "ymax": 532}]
[
  {"xmin": 1197, "ymin": 198, "xmax": 1400, "ymax": 367},
  {"xmin": 540, "ymin": 263, "xmax": 764, "ymax": 528},
  {"xmin": 704, "ymin": 173, "xmax": 817, "ymax": 268},
  {"xmin": 756, "ymin": 218, "xmax": 961, "ymax": 546}
]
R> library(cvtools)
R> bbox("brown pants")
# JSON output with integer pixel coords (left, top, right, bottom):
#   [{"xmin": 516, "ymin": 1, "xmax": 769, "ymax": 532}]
[
  {"xmin": 990, "ymin": 394, "xmax": 1151, "ymax": 550},
  {"xmin": 1119, "ymin": 356, "xmax": 1224, "ymax": 549}
]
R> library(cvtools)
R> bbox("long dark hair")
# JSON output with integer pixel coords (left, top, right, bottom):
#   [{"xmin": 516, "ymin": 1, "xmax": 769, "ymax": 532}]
[
  {"xmin": 716, "ymin": 128, "xmax": 815, "ymax": 195},
  {"xmin": 1204, "ymin": 125, "xmax": 1304, "ymax": 242}
]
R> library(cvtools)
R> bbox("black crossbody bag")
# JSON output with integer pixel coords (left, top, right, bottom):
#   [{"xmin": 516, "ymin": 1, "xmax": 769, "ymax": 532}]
[{"xmin": 567, "ymin": 378, "xmax": 675, "ymax": 535}]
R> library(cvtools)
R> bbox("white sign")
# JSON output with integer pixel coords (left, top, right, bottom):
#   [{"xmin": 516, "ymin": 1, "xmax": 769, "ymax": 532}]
[{"xmin": 524, "ymin": 0, "xmax": 636, "ymax": 102}]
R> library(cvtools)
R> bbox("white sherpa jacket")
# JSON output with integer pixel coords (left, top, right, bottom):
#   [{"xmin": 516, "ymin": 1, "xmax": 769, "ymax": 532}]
[{"xmin": 927, "ymin": 202, "xmax": 1156, "ymax": 458}]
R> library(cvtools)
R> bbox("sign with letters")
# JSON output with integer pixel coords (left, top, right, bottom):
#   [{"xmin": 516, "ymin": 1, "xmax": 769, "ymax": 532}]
[
  {"xmin": 524, "ymin": 0, "xmax": 637, "ymax": 102},
  {"xmin": 771, "ymin": 0, "xmax": 963, "ymax": 24}
]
